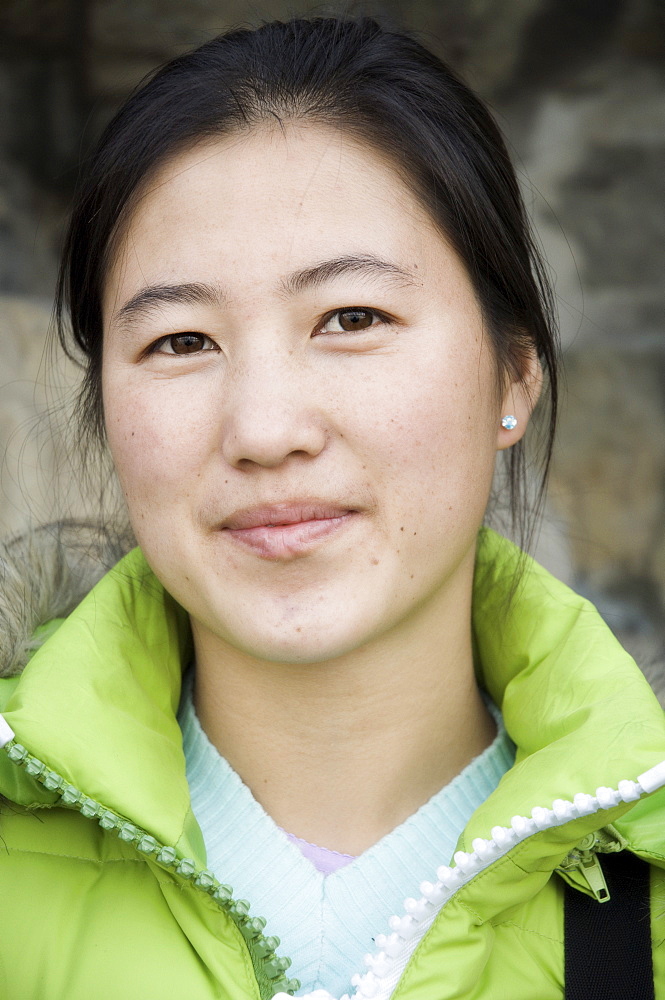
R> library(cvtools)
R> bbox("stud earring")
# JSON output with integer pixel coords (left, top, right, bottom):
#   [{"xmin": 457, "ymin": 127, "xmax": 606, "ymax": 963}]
[{"xmin": 501, "ymin": 415, "xmax": 518, "ymax": 430}]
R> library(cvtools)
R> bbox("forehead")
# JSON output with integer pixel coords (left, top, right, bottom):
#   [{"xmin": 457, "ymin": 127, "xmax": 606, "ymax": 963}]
[{"xmin": 103, "ymin": 124, "xmax": 468, "ymax": 313}]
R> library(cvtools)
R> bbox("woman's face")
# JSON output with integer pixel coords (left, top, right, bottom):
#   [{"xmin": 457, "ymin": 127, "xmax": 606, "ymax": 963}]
[{"xmin": 102, "ymin": 125, "xmax": 534, "ymax": 663}]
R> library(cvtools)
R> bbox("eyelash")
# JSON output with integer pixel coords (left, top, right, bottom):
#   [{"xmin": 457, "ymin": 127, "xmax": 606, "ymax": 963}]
[
  {"xmin": 149, "ymin": 307, "xmax": 391, "ymax": 356},
  {"xmin": 150, "ymin": 332, "xmax": 219, "ymax": 356},
  {"xmin": 316, "ymin": 306, "xmax": 390, "ymax": 336}
]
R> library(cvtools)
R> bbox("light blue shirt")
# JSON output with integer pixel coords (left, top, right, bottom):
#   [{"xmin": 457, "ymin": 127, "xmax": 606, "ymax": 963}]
[{"xmin": 178, "ymin": 672, "xmax": 515, "ymax": 997}]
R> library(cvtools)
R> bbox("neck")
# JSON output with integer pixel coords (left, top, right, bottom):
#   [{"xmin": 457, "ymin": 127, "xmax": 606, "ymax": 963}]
[{"xmin": 192, "ymin": 568, "xmax": 495, "ymax": 856}]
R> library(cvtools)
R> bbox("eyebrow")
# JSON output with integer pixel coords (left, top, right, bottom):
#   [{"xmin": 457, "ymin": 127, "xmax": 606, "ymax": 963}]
[
  {"xmin": 279, "ymin": 254, "xmax": 418, "ymax": 296},
  {"xmin": 112, "ymin": 281, "xmax": 224, "ymax": 330},
  {"xmin": 111, "ymin": 254, "xmax": 418, "ymax": 328}
]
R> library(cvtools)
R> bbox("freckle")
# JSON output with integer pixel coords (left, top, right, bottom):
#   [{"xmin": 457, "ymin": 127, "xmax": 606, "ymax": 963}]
[
  {"xmin": 371, "ymin": 557, "xmax": 379, "ymax": 565},
  {"xmin": 296, "ymin": 627, "xmax": 302, "ymax": 633},
  {"xmin": 410, "ymin": 574, "xmax": 414, "ymax": 579}
]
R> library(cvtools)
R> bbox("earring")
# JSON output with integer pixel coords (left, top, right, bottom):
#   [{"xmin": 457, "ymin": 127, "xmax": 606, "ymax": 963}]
[{"xmin": 501, "ymin": 415, "xmax": 518, "ymax": 430}]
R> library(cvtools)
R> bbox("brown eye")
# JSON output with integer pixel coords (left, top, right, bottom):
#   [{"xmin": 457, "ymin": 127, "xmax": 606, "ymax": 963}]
[
  {"xmin": 337, "ymin": 308, "xmax": 374, "ymax": 331},
  {"xmin": 169, "ymin": 333, "xmax": 206, "ymax": 354},
  {"xmin": 315, "ymin": 306, "xmax": 391, "ymax": 337},
  {"xmin": 156, "ymin": 333, "xmax": 219, "ymax": 355}
]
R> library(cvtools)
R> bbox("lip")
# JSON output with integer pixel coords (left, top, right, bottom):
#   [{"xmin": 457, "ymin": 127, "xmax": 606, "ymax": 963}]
[{"xmin": 220, "ymin": 501, "xmax": 359, "ymax": 559}]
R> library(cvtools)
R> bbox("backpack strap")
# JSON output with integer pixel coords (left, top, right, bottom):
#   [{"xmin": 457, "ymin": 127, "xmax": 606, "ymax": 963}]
[{"xmin": 564, "ymin": 849, "xmax": 654, "ymax": 999}]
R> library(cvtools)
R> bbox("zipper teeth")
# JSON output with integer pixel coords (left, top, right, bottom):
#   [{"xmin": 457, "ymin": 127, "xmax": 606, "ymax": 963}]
[
  {"xmin": 1, "ymin": 736, "xmax": 301, "ymax": 999},
  {"xmin": 334, "ymin": 762, "xmax": 665, "ymax": 1000},
  {"xmin": 270, "ymin": 760, "xmax": 665, "ymax": 1000}
]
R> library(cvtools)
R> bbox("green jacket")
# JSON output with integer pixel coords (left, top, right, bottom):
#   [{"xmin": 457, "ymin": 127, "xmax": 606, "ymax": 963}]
[{"xmin": 1, "ymin": 527, "xmax": 665, "ymax": 1000}]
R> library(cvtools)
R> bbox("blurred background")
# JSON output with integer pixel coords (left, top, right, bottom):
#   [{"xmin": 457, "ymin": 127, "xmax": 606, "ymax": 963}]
[{"xmin": 1, "ymin": 0, "xmax": 664, "ymax": 675}]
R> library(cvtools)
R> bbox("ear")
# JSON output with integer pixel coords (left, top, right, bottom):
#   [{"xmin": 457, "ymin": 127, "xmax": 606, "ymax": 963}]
[{"xmin": 496, "ymin": 352, "xmax": 543, "ymax": 451}]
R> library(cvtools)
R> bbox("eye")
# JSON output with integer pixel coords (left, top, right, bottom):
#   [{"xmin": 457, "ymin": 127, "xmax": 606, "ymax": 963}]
[
  {"xmin": 154, "ymin": 333, "xmax": 218, "ymax": 355},
  {"xmin": 318, "ymin": 308, "xmax": 383, "ymax": 334}
]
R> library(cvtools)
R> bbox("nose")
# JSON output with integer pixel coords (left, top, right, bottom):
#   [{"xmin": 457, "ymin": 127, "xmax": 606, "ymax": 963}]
[{"xmin": 220, "ymin": 354, "xmax": 328, "ymax": 469}]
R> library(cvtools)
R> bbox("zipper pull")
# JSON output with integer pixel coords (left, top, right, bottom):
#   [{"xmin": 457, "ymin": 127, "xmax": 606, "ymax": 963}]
[{"xmin": 577, "ymin": 852, "xmax": 611, "ymax": 902}]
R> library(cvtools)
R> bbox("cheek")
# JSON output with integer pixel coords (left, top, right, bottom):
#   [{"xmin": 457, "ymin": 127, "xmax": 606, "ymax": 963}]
[
  {"xmin": 366, "ymin": 347, "xmax": 500, "ymax": 508},
  {"xmin": 375, "ymin": 378, "xmax": 499, "ymax": 587},
  {"xmin": 103, "ymin": 373, "xmax": 209, "ymax": 508}
]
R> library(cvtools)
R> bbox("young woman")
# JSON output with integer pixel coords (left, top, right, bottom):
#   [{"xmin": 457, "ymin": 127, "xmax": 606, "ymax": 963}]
[{"xmin": 1, "ymin": 16, "xmax": 664, "ymax": 1000}]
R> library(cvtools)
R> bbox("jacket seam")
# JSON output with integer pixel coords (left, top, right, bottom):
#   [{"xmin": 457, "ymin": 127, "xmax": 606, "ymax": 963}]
[
  {"xmin": 638, "ymin": 849, "xmax": 665, "ymax": 863},
  {"xmin": 492, "ymin": 919, "xmax": 563, "ymax": 945},
  {"xmin": 454, "ymin": 896, "xmax": 482, "ymax": 922},
  {"xmin": 444, "ymin": 846, "xmax": 538, "ymax": 923},
  {"xmin": 1, "ymin": 845, "xmax": 150, "ymax": 865}
]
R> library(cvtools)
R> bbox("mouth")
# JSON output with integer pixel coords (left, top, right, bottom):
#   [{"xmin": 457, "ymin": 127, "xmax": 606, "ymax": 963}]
[{"xmin": 219, "ymin": 501, "xmax": 359, "ymax": 560}]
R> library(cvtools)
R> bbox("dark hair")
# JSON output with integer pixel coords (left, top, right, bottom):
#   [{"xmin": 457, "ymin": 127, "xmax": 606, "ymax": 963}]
[{"xmin": 55, "ymin": 15, "xmax": 558, "ymax": 548}]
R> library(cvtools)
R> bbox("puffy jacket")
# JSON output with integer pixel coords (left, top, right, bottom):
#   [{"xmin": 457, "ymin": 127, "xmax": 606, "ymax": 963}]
[{"xmin": 1, "ymin": 526, "xmax": 665, "ymax": 1000}]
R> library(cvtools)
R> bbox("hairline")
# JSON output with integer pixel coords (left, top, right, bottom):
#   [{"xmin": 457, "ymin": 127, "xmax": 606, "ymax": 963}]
[{"xmin": 99, "ymin": 118, "xmax": 508, "ymax": 398}]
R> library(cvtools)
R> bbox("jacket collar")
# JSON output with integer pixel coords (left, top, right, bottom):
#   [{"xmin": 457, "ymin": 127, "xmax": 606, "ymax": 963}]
[
  {"xmin": 467, "ymin": 528, "xmax": 665, "ymax": 853},
  {"xmin": 0, "ymin": 547, "xmax": 200, "ymax": 856},
  {"xmin": 2, "ymin": 529, "xmax": 665, "ymax": 863}
]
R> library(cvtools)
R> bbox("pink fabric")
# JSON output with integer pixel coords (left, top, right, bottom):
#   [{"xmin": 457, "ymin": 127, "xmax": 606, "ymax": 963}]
[{"xmin": 284, "ymin": 830, "xmax": 356, "ymax": 875}]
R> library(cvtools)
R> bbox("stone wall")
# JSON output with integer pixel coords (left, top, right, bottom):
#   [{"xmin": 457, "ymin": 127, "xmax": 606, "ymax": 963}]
[{"xmin": 1, "ymin": 0, "xmax": 664, "ymax": 669}]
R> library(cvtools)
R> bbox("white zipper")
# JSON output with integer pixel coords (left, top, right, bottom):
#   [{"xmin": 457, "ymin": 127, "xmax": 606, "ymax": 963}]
[
  {"xmin": 274, "ymin": 760, "xmax": 665, "ymax": 1000},
  {"xmin": 0, "ymin": 714, "xmax": 15, "ymax": 747}
]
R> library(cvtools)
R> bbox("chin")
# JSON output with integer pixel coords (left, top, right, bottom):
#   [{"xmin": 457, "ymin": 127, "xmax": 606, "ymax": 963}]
[
  {"xmin": 224, "ymin": 617, "xmax": 373, "ymax": 666},
  {"xmin": 192, "ymin": 593, "xmax": 381, "ymax": 666},
  {"xmin": 159, "ymin": 548, "xmax": 400, "ymax": 666}
]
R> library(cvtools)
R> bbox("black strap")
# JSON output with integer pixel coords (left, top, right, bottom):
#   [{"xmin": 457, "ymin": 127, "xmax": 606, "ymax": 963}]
[{"xmin": 564, "ymin": 850, "xmax": 654, "ymax": 1000}]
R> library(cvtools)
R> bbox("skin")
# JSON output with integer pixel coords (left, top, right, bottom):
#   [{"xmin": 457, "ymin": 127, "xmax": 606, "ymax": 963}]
[{"xmin": 102, "ymin": 125, "xmax": 540, "ymax": 853}]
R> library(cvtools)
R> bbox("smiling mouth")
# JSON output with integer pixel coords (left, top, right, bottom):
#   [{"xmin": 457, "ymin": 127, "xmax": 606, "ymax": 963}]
[{"xmin": 220, "ymin": 502, "xmax": 358, "ymax": 560}]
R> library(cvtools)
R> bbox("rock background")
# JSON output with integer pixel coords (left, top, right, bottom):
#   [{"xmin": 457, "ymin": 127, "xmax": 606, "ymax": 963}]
[{"xmin": 1, "ymin": 0, "xmax": 664, "ymax": 673}]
